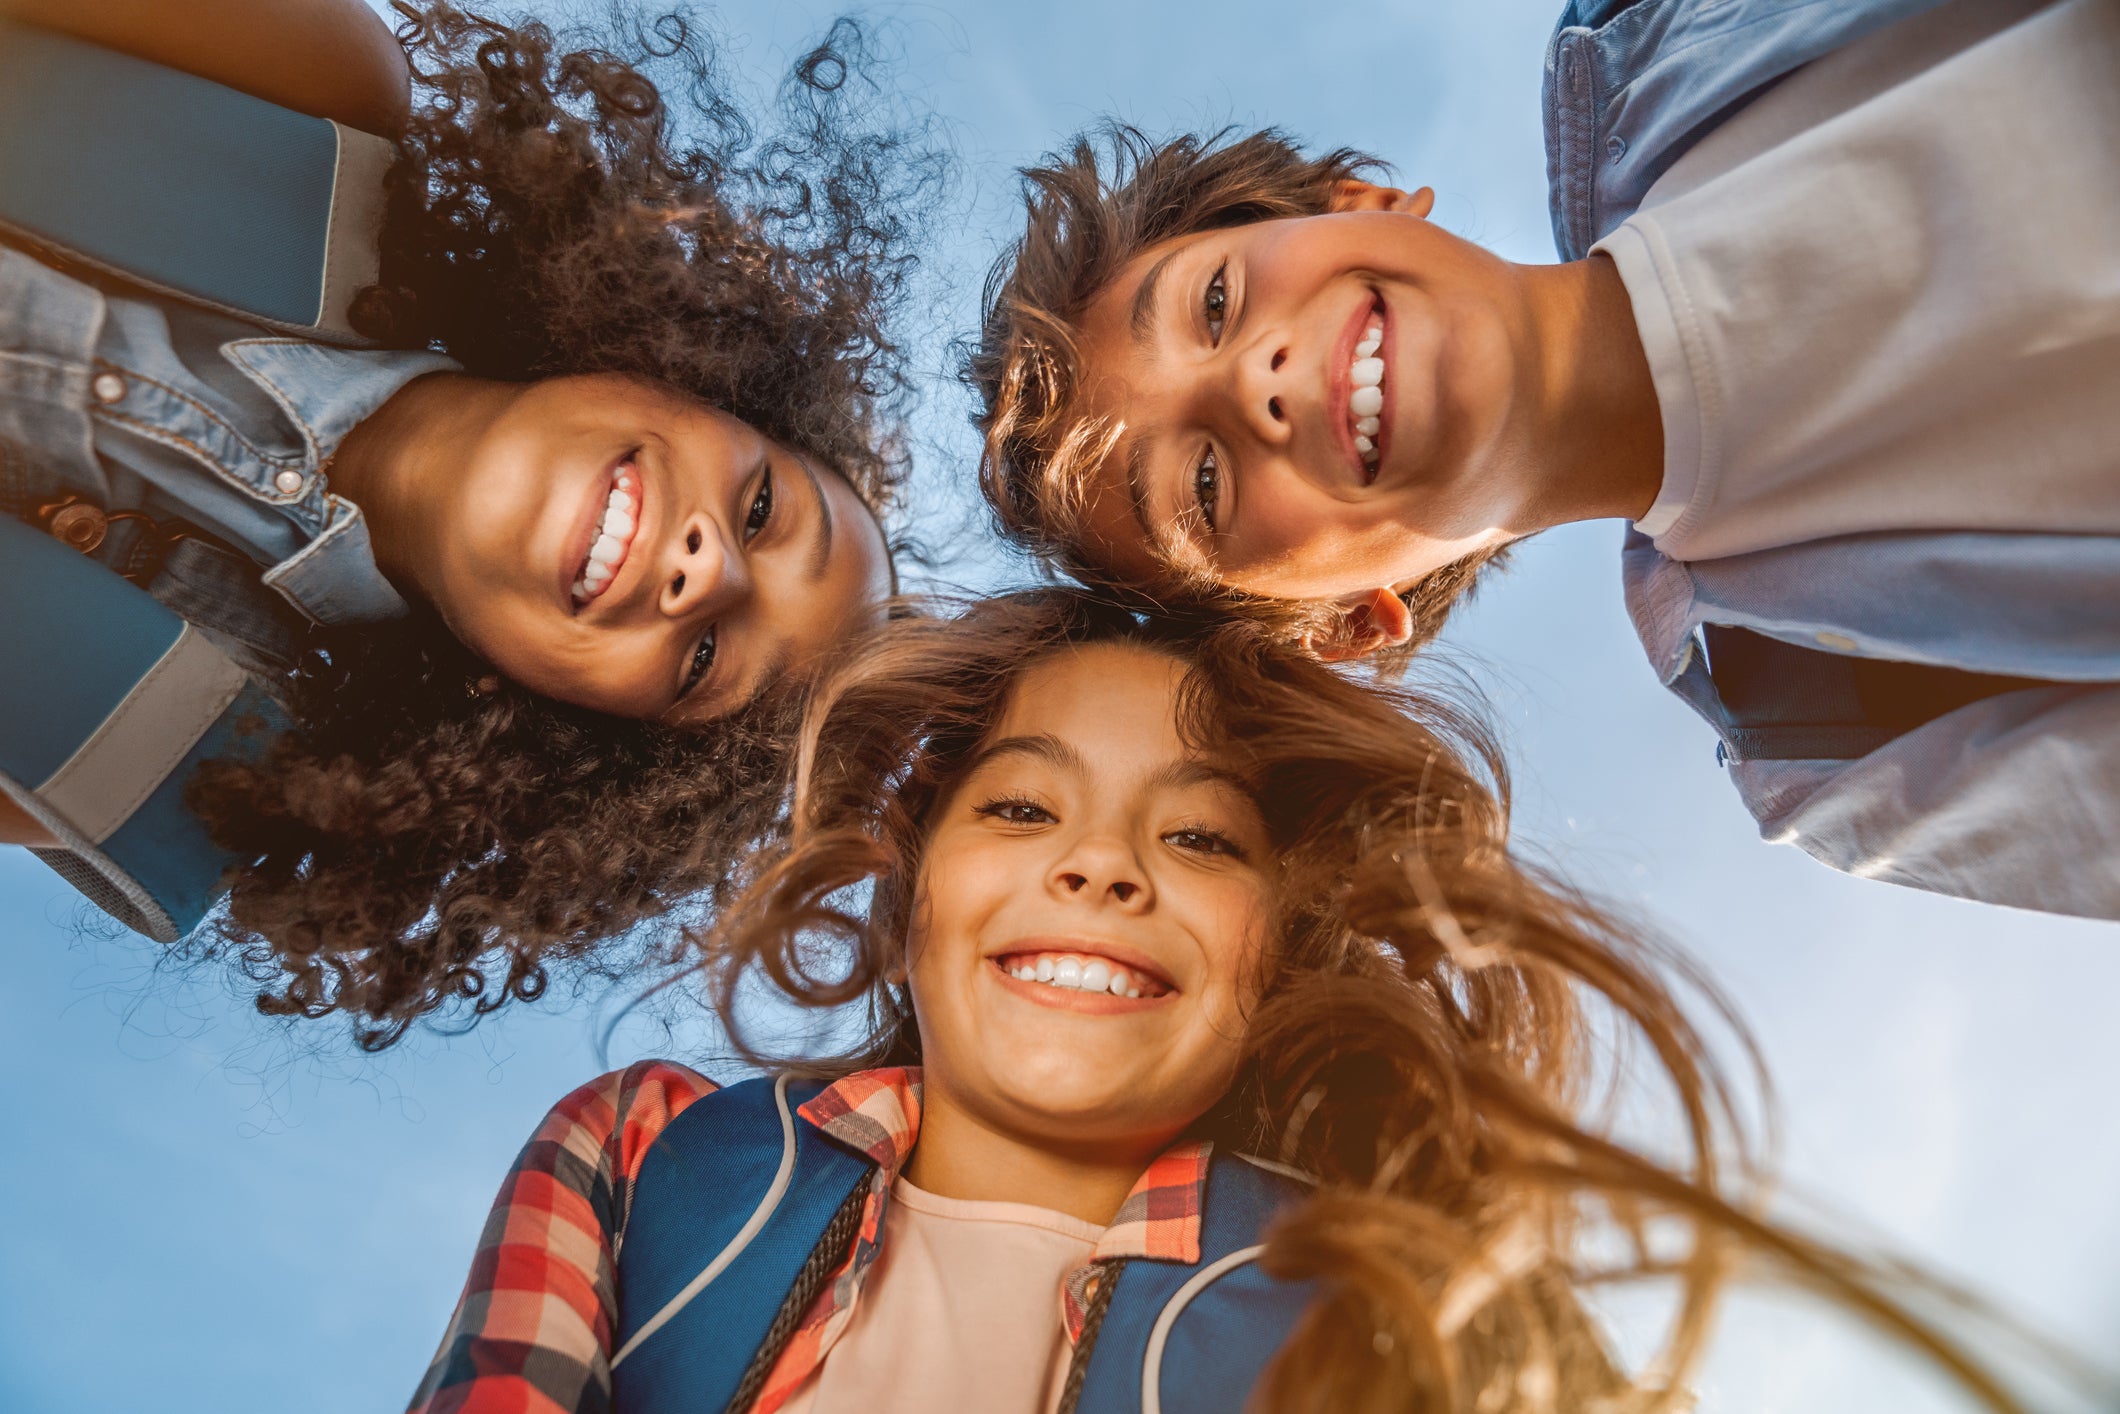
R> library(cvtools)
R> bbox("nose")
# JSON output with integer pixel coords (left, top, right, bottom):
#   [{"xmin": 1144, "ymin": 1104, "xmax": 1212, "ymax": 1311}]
[
  {"xmin": 1228, "ymin": 336, "xmax": 1294, "ymax": 450},
  {"xmin": 660, "ymin": 516, "xmax": 752, "ymax": 619},
  {"xmin": 1050, "ymin": 832, "xmax": 1154, "ymax": 911}
]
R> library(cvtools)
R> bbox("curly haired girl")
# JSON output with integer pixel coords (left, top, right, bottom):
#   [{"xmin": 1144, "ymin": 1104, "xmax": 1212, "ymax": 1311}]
[
  {"xmin": 406, "ymin": 589, "xmax": 2045, "ymax": 1413},
  {"xmin": 0, "ymin": 0, "xmax": 942, "ymax": 1046}
]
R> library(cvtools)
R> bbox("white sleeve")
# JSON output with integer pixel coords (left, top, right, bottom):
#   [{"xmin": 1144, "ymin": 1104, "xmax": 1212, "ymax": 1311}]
[{"xmin": 1735, "ymin": 685, "xmax": 2120, "ymax": 920}]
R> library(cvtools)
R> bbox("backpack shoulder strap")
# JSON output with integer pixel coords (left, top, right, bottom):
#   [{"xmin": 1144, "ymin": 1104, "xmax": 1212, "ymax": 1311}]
[
  {"xmin": 1078, "ymin": 1154, "xmax": 1319, "ymax": 1414},
  {"xmin": 0, "ymin": 19, "xmax": 392, "ymax": 343},
  {"xmin": 0, "ymin": 514, "xmax": 285, "ymax": 940},
  {"xmin": 614, "ymin": 1074, "xmax": 875, "ymax": 1414}
]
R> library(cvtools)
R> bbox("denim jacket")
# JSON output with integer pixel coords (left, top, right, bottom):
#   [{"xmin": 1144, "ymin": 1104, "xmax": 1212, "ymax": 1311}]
[
  {"xmin": 1541, "ymin": 0, "xmax": 2120, "ymax": 918},
  {"xmin": 1, "ymin": 246, "xmax": 456, "ymax": 938}
]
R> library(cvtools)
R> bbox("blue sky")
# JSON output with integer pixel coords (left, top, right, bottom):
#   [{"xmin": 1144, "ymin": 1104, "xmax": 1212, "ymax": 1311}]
[{"xmin": 3, "ymin": 2, "xmax": 2117, "ymax": 1411}]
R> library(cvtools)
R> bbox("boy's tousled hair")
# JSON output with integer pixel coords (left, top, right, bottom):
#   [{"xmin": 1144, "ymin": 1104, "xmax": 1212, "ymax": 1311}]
[
  {"xmin": 693, "ymin": 588, "xmax": 2044, "ymax": 1413},
  {"xmin": 965, "ymin": 126, "xmax": 1504, "ymax": 661},
  {"xmin": 184, "ymin": 3, "xmax": 943, "ymax": 1048}
]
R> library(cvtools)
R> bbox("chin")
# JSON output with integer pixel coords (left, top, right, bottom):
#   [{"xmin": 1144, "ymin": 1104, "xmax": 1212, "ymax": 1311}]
[{"xmin": 982, "ymin": 1058, "xmax": 1157, "ymax": 1135}]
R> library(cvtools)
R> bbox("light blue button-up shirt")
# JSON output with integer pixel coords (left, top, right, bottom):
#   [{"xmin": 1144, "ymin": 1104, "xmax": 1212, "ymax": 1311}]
[
  {"xmin": 1, "ymin": 245, "xmax": 457, "ymax": 937},
  {"xmin": 1541, "ymin": 0, "xmax": 2120, "ymax": 918},
  {"xmin": 2, "ymin": 246, "xmax": 455, "ymax": 637}
]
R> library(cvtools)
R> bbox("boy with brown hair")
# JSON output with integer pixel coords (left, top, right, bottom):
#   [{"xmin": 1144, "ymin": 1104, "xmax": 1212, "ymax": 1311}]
[{"xmin": 965, "ymin": 0, "xmax": 2120, "ymax": 920}]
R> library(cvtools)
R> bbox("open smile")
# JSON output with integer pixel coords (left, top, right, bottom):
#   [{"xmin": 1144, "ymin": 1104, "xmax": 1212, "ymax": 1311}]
[
  {"xmin": 988, "ymin": 938, "xmax": 1178, "ymax": 1013},
  {"xmin": 568, "ymin": 454, "xmax": 644, "ymax": 610},
  {"xmin": 1330, "ymin": 292, "xmax": 1391, "ymax": 486}
]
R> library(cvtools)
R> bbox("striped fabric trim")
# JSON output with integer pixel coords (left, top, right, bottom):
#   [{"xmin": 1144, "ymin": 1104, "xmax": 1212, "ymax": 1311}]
[
  {"xmin": 36, "ymin": 622, "xmax": 246, "ymax": 843},
  {"xmin": 316, "ymin": 121, "xmax": 393, "ymax": 341}
]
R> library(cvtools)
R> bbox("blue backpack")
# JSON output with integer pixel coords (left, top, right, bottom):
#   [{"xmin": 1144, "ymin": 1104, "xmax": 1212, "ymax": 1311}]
[
  {"xmin": 0, "ymin": 19, "xmax": 383, "ymax": 937},
  {"xmin": 610, "ymin": 1075, "xmax": 1321, "ymax": 1414}
]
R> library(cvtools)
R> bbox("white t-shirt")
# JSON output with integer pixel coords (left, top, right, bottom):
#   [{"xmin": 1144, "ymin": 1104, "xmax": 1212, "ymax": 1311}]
[
  {"xmin": 1596, "ymin": 0, "xmax": 2120, "ymax": 563},
  {"xmin": 778, "ymin": 1177, "xmax": 1103, "ymax": 1414}
]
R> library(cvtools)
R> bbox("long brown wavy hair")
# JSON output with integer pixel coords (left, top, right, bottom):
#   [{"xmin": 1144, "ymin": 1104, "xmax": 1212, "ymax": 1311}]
[
  {"xmin": 185, "ymin": 3, "xmax": 944, "ymax": 1048},
  {"xmin": 964, "ymin": 125, "xmax": 1505, "ymax": 663},
  {"xmin": 699, "ymin": 588, "xmax": 2042, "ymax": 1412}
]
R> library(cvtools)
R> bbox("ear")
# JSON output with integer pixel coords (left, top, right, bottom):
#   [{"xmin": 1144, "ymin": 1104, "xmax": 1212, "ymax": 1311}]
[
  {"xmin": 1307, "ymin": 588, "xmax": 1415, "ymax": 662},
  {"xmin": 1326, "ymin": 179, "xmax": 1437, "ymax": 219}
]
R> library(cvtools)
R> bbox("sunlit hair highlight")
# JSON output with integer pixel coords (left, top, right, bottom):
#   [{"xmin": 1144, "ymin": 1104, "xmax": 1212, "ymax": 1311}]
[{"xmin": 697, "ymin": 588, "xmax": 2037, "ymax": 1412}]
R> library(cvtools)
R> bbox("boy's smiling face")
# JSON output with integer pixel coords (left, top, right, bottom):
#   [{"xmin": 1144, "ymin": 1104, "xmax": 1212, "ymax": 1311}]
[{"xmin": 1070, "ymin": 200, "xmax": 1532, "ymax": 627}]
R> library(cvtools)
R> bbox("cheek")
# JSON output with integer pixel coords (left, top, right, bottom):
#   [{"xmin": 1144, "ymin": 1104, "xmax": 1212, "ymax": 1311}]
[
  {"xmin": 1191, "ymin": 879, "xmax": 1274, "ymax": 1021},
  {"xmin": 902, "ymin": 835, "xmax": 1003, "ymax": 985}
]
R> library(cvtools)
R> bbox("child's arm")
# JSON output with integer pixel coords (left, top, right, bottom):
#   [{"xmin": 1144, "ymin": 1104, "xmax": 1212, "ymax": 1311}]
[
  {"xmin": 0, "ymin": 0, "xmax": 409, "ymax": 136},
  {"xmin": 406, "ymin": 1062, "xmax": 721, "ymax": 1414}
]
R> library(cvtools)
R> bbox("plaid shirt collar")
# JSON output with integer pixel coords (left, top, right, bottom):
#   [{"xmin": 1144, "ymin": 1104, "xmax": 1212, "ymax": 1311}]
[
  {"xmin": 745, "ymin": 1067, "xmax": 1218, "ymax": 1414},
  {"xmin": 797, "ymin": 1065, "xmax": 1213, "ymax": 1267}
]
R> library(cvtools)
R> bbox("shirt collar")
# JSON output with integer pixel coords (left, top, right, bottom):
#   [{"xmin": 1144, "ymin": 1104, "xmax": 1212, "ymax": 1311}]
[
  {"xmin": 797, "ymin": 1066, "xmax": 1211, "ymax": 1267},
  {"xmin": 221, "ymin": 337, "xmax": 459, "ymax": 467}
]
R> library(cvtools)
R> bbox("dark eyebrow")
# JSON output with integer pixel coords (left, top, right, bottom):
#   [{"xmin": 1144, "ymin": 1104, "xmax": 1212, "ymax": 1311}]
[
  {"xmin": 1130, "ymin": 247, "xmax": 1183, "ymax": 346},
  {"xmin": 972, "ymin": 732, "xmax": 1087, "ymax": 778},
  {"xmin": 799, "ymin": 453, "xmax": 835, "ymax": 582},
  {"xmin": 1149, "ymin": 757, "xmax": 1254, "ymax": 799}
]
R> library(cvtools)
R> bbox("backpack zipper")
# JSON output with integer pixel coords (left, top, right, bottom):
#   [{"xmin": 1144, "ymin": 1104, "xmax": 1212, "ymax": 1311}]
[{"xmin": 725, "ymin": 1169, "xmax": 875, "ymax": 1414}]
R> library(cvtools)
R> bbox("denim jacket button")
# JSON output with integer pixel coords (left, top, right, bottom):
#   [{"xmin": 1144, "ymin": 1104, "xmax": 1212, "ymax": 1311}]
[
  {"xmin": 49, "ymin": 501, "xmax": 109, "ymax": 552},
  {"xmin": 1606, "ymin": 135, "xmax": 1628, "ymax": 164},
  {"xmin": 273, "ymin": 469, "xmax": 305, "ymax": 495},
  {"xmin": 91, "ymin": 371, "xmax": 127, "ymax": 404}
]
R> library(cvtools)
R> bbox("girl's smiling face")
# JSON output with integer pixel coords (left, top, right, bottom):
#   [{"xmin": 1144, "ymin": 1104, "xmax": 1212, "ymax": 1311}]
[
  {"xmin": 905, "ymin": 641, "xmax": 1274, "ymax": 1157},
  {"xmin": 363, "ymin": 373, "xmax": 893, "ymax": 727}
]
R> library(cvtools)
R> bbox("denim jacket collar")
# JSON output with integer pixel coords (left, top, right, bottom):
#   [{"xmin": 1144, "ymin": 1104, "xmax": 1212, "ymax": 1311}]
[
  {"xmin": 222, "ymin": 337, "xmax": 456, "ymax": 623},
  {"xmin": 1542, "ymin": 0, "xmax": 1951, "ymax": 260}
]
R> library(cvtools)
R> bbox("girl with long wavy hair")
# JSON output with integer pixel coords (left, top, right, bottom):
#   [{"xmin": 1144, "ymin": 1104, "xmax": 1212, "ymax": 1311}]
[
  {"xmin": 0, "ymin": 0, "xmax": 942, "ymax": 1046},
  {"xmin": 407, "ymin": 588, "xmax": 2052, "ymax": 1413}
]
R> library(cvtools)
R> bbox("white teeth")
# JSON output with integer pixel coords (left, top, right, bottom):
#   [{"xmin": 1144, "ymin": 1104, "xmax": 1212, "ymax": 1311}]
[
  {"xmin": 1004, "ymin": 953, "xmax": 1162, "ymax": 999},
  {"xmin": 573, "ymin": 470, "xmax": 642, "ymax": 606},
  {"xmin": 1348, "ymin": 318, "xmax": 1387, "ymax": 462}
]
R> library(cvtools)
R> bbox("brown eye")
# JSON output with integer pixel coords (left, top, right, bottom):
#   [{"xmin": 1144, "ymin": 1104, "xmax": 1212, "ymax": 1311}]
[
  {"xmin": 1203, "ymin": 263, "xmax": 1228, "ymax": 343},
  {"xmin": 975, "ymin": 797, "xmax": 1054, "ymax": 826},
  {"xmin": 1194, "ymin": 448, "xmax": 1221, "ymax": 529},
  {"xmin": 745, "ymin": 467, "xmax": 775, "ymax": 540},
  {"xmin": 681, "ymin": 625, "xmax": 717, "ymax": 696}
]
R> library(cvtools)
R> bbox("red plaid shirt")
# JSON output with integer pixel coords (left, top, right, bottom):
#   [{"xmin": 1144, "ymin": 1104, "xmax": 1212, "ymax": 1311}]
[{"xmin": 406, "ymin": 1062, "xmax": 1214, "ymax": 1414}]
